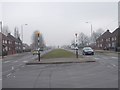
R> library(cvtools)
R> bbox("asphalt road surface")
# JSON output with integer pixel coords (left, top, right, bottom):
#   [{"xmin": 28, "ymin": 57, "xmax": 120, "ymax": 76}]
[{"xmin": 2, "ymin": 49, "xmax": 118, "ymax": 88}]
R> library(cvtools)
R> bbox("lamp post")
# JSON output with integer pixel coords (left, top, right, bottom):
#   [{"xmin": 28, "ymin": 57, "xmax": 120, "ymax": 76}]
[
  {"xmin": 21, "ymin": 24, "xmax": 28, "ymax": 43},
  {"xmin": 86, "ymin": 22, "xmax": 93, "ymax": 43},
  {"xmin": 75, "ymin": 33, "xmax": 78, "ymax": 58}
]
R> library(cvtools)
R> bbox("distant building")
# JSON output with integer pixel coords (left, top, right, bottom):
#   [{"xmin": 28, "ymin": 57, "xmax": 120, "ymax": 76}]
[{"xmin": 23, "ymin": 43, "xmax": 31, "ymax": 52}]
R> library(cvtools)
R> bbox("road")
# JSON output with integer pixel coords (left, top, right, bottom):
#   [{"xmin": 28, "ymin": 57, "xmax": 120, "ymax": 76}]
[
  {"xmin": 2, "ymin": 49, "xmax": 53, "ymax": 78},
  {"xmin": 2, "ymin": 49, "xmax": 118, "ymax": 88}
]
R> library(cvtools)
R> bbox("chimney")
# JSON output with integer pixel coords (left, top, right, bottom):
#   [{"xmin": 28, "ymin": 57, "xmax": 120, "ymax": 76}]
[
  {"xmin": 107, "ymin": 30, "xmax": 109, "ymax": 32},
  {"xmin": 8, "ymin": 33, "xmax": 11, "ymax": 36}
]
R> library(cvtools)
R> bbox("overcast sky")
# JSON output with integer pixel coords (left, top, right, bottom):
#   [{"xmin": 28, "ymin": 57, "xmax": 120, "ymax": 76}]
[{"xmin": 1, "ymin": 1, "xmax": 119, "ymax": 46}]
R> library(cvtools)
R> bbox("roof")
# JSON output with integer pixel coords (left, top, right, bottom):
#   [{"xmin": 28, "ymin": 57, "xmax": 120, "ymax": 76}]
[
  {"xmin": 7, "ymin": 33, "xmax": 22, "ymax": 43},
  {"xmin": 96, "ymin": 30, "xmax": 112, "ymax": 40}
]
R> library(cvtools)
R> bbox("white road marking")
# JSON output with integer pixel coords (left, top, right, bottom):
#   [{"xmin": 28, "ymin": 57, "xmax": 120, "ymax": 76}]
[
  {"xmin": 111, "ymin": 57, "xmax": 118, "ymax": 59},
  {"xmin": 94, "ymin": 58, "xmax": 100, "ymax": 60},
  {"xmin": 13, "ymin": 61, "xmax": 18, "ymax": 63},
  {"xmin": 23, "ymin": 61, "xmax": 28, "ymax": 63},
  {"xmin": 11, "ymin": 66, "xmax": 14, "ymax": 70},
  {"xmin": 111, "ymin": 64, "xmax": 117, "ymax": 67},
  {"xmin": 3, "ymin": 61, "xmax": 10, "ymax": 63},
  {"xmin": 7, "ymin": 73, "xmax": 11, "ymax": 77},
  {"xmin": 0, "ymin": 79, "xmax": 2, "ymax": 80}
]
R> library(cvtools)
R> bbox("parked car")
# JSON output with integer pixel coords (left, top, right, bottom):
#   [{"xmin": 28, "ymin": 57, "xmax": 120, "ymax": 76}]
[{"xmin": 82, "ymin": 47, "xmax": 94, "ymax": 55}]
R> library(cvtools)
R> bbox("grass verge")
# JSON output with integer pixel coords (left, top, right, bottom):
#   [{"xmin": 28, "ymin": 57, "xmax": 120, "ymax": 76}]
[{"xmin": 41, "ymin": 49, "xmax": 76, "ymax": 59}]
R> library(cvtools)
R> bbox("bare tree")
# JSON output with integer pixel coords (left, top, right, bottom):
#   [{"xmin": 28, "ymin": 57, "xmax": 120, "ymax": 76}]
[
  {"xmin": 92, "ymin": 28, "xmax": 104, "ymax": 43},
  {"xmin": 78, "ymin": 32, "xmax": 90, "ymax": 47}
]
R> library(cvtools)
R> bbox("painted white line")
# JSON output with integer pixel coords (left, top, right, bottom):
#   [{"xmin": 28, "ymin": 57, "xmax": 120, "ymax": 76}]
[
  {"xmin": 3, "ymin": 61, "xmax": 10, "ymax": 63},
  {"xmin": 7, "ymin": 73, "xmax": 11, "ymax": 77},
  {"xmin": 111, "ymin": 57, "xmax": 118, "ymax": 59},
  {"xmin": 11, "ymin": 66, "xmax": 14, "ymax": 70},
  {"xmin": 23, "ymin": 61, "xmax": 28, "ymax": 63},
  {"xmin": 111, "ymin": 64, "xmax": 117, "ymax": 67},
  {"xmin": 13, "ymin": 61, "xmax": 18, "ymax": 63},
  {"xmin": 94, "ymin": 58, "xmax": 100, "ymax": 60},
  {"xmin": 0, "ymin": 79, "xmax": 2, "ymax": 80}
]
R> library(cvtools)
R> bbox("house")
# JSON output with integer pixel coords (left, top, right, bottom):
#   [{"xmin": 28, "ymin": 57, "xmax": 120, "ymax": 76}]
[
  {"xmin": 7, "ymin": 33, "xmax": 23, "ymax": 53},
  {"xmin": 0, "ymin": 32, "xmax": 23, "ymax": 56},
  {"xmin": 96, "ymin": 27, "xmax": 120, "ymax": 51},
  {"xmin": 96, "ymin": 30, "xmax": 112, "ymax": 50}
]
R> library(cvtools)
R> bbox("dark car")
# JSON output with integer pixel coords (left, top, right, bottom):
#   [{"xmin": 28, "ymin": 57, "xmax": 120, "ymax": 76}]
[{"xmin": 82, "ymin": 47, "xmax": 94, "ymax": 55}]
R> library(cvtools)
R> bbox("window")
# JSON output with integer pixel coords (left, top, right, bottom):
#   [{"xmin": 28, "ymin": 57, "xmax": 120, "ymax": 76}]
[
  {"xmin": 108, "ymin": 43, "xmax": 111, "ymax": 47},
  {"xmin": 112, "ymin": 37, "xmax": 114, "ymax": 41},
  {"xmin": 5, "ymin": 40, "xmax": 7, "ymax": 44},
  {"xmin": 112, "ymin": 42, "xmax": 115, "ymax": 47},
  {"xmin": 2, "ymin": 40, "xmax": 4, "ymax": 43},
  {"xmin": 5, "ymin": 46, "xmax": 8, "ymax": 51}
]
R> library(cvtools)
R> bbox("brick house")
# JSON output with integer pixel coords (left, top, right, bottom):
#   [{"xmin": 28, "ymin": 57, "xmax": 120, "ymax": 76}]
[
  {"xmin": 7, "ymin": 33, "xmax": 23, "ymax": 53},
  {"xmin": 0, "ymin": 32, "xmax": 23, "ymax": 56},
  {"xmin": 96, "ymin": 27, "xmax": 120, "ymax": 51},
  {"xmin": 96, "ymin": 30, "xmax": 112, "ymax": 50}
]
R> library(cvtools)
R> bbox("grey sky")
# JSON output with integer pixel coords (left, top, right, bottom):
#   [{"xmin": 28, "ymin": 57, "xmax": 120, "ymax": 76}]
[{"xmin": 1, "ymin": 2, "xmax": 118, "ymax": 46}]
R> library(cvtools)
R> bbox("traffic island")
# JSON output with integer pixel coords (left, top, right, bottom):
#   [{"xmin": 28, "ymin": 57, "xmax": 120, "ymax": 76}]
[{"xmin": 26, "ymin": 49, "xmax": 96, "ymax": 65}]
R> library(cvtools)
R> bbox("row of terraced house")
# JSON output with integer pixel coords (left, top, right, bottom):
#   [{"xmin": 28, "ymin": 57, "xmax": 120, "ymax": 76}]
[
  {"xmin": 0, "ymin": 32, "xmax": 23, "ymax": 56},
  {"xmin": 96, "ymin": 27, "xmax": 120, "ymax": 51}
]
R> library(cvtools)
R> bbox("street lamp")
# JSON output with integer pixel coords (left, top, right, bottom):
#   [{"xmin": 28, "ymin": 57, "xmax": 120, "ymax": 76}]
[
  {"xmin": 85, "ymin": 22, "xmax": 93, "ymax": 38},
  {"xmin": 21, "ymin": 24, "xmax": 28, "ymax": 43},
  {"xmin": 85, "ymin": 22, "xmax": 93, "ymax": 43}
]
